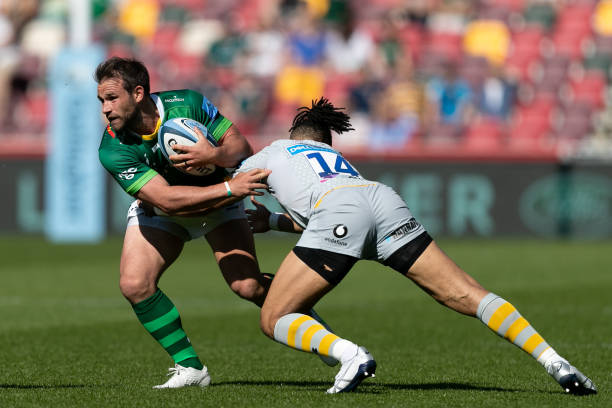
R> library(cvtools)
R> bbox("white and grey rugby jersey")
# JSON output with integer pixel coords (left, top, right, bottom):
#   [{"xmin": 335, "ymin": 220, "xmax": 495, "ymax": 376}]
[{"xmin": 236, "ymin": 139, "xmax": 370, "ymax": 229}]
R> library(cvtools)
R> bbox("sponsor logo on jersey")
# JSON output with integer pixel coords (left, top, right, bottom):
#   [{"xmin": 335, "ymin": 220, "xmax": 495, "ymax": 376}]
[
  {"xmin": 386, "ymin": 218, "xmax": 421, "ymax": 241},
  {"xmin": 324, "ymin": 237, "xmax": 348, "ymax": 246},
  {"xmin": 164, "ymin": 96, "xmax": 185, "ymax": 103},
  {"xmin": 287, "ymin": 144, "xmax": 336, "ymax": 156},
  {"xmin": 333, "ymin": 224, "xmax": 348, "ymax": 238}
]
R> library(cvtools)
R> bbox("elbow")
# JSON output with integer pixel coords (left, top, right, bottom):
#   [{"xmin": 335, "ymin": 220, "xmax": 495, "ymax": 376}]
[{"xmin": 154, "ymin": 198, "xmax": 181, "ymax": 215}]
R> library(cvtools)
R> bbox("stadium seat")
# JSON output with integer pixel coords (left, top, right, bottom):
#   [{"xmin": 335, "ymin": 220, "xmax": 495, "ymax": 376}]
[
  {"xmin": 425, "ymin": 31, "xmax": 463, "ymax": 62},
  {"xmin": 149, "ymin": 23, "xmax": 182, "ymax": 55},
  {"xmin": 399, "ymin": 25, "xmax": 426, "ymax": 62},
  {"xmin": 553, "ymin": 102, "xmax": 594, "ymax": 141},
  {"xmin": 463, "ymin": 119, "xmax": 504, "ymax": 149},
  {"xmin": 532, "ymin": 55, "xmax": 570, "ymax": 97},
  {"xmin": 508, "ymin": 97, "xmax": 556, "ymax": 145},
  {"xmin": 505, "ymin": 27, "xmax": 544, "ymax": 80},
  {"xmin": 552, "ymin": 31, "xmax": 591, "ymax": 60},
  {"xmin": 485, "ymin": 0, "xmax": 525, "ymax": 13},
  {"xmin": 568, "ymin": 71, "xmax": 607, "ymax": 108}
]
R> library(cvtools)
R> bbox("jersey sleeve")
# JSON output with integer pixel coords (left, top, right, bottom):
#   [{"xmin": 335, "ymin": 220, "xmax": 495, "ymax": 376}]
[
  {"xmin": 200, "ymin": 94, "xmax": 233, "ymax": 143},
  {"xmin": 99, "ymin": 145, "xmax": 158, "ymax": 196}
]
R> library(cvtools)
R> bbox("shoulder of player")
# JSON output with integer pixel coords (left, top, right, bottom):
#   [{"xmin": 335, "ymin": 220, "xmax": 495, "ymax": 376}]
[{"xmin": 153, "ymin": 89, "xmax": 203, "ymax": 108}]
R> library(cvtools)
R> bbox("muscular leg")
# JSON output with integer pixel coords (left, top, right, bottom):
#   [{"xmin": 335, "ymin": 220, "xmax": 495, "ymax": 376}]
[
  {"xmin": 404, "ymin": 240, "xmax": 596, "ymax": 395},
  {"xmin": 404, "ymin": 241, "xmax": 488, "ymax": 315},
  {"xmin": 120, "ymin": 225, "xmax": 183, "ymax": 303},
  {"xmin": 205, "ymin": 219, "xmax": 270, "ymax": 306},
  {"xmin": 261, "ymin": 251, "xmax": 376, "ymax": 393},
  {"xmin": 120, "ymin": 225, "xmax": 205, "ymax": 373}
]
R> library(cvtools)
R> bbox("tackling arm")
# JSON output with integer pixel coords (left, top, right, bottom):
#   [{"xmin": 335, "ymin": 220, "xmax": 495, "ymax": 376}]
[
  {"xmin": 136, "ymin": 169, "xmax": 270, "ymax": 217},
  {"xmin": 246, "ymin": 197, "xmax": 304, "ymax": 234}
]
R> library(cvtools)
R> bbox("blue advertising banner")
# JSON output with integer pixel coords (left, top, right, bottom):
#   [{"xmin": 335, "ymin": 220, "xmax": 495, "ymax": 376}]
[{"xmin": 45, "ymin": 46, "xmax": 106, "ymax": 242}]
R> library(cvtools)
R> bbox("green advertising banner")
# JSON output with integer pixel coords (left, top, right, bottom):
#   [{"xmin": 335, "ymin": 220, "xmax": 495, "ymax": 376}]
[{"xmin": 1, "ymin": 159, "xmax": 611, "ymax": 238}]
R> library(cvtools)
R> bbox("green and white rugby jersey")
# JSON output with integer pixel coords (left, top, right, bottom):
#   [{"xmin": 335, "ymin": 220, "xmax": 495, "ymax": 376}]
[{"xmin": 98, "ymin": 89, "xmax": 232, "ymax": 196}]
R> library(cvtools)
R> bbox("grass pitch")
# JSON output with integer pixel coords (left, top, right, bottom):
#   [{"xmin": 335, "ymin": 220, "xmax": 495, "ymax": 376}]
[{"xmin": 0, "ymin": 235, "xmax": 609, "ymax": 407}]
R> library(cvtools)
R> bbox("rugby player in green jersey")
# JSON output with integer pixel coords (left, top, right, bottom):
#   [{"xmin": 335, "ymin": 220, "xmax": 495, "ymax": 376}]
[{"xmin": 95, "ymin": 56, "xmax": 274, "ymax": 389}]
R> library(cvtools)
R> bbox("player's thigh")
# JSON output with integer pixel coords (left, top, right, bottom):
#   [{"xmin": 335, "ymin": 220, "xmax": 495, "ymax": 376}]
[
  {"xmin": 120, "ymin": 225, "xmax": 184, "ymax": 289},
  {"xmin": 261, "ymin": 251, "xmax": 334, "ymax": 335},
  {"xmin": 404, "ymin": 241, "xmax": 487, "ymax": 315},
  {"xmin": 205, "ymin": 218, "xmax": 260, "ymax": 279}
]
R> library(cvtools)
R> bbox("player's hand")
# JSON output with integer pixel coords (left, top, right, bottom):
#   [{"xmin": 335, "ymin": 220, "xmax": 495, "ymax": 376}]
[
  {"xmin": 228, "ymin": 169, "xmax": 271, "ymax": 198},
  {"xmin": 246, "ymin": 196, "xmax": 272, "ymax": 233},
  {"xmin": 170, "ymin": 126, "xmax": 217, "ymax": 171}
]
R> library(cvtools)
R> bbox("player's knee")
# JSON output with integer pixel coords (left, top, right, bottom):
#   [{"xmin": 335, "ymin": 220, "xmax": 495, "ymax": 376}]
[
  {"xmin": 229, "ymin": 277, "xmax": 265, "ymax": 302},
  {"xmin": 119, "ymin": 275, "xmax": 155, "ymax": 303},
  {"xmin": 259, "ymin": 307, "xmax": 278, "ymax": 338}
]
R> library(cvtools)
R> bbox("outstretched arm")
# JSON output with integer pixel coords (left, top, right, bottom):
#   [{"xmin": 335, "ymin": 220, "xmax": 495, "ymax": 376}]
[
  {"xmin": 246, "ymin": 197, "xmax": 303, "ymax": 233},
  {"xmin": 136, "ymin": 169, "xmax": 271, "ymax": 217}
]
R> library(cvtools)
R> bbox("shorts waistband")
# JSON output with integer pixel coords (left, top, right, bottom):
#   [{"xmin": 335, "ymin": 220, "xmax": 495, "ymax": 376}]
[{"xmin": 314, "ymin": 183, "xmax": 377, "ymax": 209}]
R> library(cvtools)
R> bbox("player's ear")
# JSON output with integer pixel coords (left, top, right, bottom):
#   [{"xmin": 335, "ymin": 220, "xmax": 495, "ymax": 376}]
[{"xmin": 132, "ymin": 85, "xmax": 145, "ymax": 103}]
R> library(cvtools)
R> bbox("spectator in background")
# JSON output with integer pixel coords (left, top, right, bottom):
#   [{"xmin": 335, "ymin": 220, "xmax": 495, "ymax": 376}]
[
  {"xmin": 475, "ymin": 65, "xmax": 516, "ymax": 122},
  {"xmin": 0, "ymin": 0, "xmax": 39, "ymax": 131},
  {"xmin": 593, "ymin": 0, "xmax": 612, "ymax": 36},
  {"xmin": 324, "ymin": 6, "xmax": 374, "ymax": 75},
  {"xmin": 463, "ymin": 17, "xmax": 510, "ymax": 68},
  {"xmin": 117, "ymin": 0, "xmax": 159, "ymax": 43},
  {"xmin": 426, "ymin": 61, "xmax": 474, "ymax": 126},
  {"xmin": 244, "ymin": 4, "xmax": 285, "ymax": 78},
  {"xmin": 274, "ymin": 4, "xmax": 326, "ymax": 107},
  {"xmin": 370, "ymin": 57, "xmax": 429, "ymax": 149}
]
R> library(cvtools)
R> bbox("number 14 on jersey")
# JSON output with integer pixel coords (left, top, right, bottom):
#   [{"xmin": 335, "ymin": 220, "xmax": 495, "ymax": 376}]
[{"xmin": 306, "ymin": 151, "xmax": 359, "ymax": 179}]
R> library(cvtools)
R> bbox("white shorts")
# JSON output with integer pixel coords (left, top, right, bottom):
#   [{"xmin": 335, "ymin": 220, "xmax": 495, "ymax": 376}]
[
  {"xmin": 126, "ymin": 200, "xmax": 246, "ymax": 242},
  {"xmin": 297, "ymin": 183, "xmax": 426, "ymax": 262}
]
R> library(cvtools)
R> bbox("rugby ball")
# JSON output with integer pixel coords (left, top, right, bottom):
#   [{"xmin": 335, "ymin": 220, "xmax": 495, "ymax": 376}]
[{"xmin": 158, "ymin": 117, "xmax": 217, "ymax": 176}]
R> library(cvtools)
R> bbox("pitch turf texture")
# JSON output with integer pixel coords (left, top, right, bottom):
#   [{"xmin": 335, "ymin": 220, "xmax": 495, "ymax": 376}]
[{"xmin": 1, "ymin": 236, "xmax": 609, "ymax": 407}]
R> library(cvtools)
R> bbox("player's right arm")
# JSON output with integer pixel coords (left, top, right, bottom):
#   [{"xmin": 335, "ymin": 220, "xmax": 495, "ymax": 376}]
[
  {"xmin": 135, "ymin": 170, "xmax": 270, "ymax": 216},
  {"xmin": 99, "ymin": 135, "xmax": 269, "ymax": 216},
  {"xmin": 246, "ymin": 197, "xmax": 304, "ymax": 234}
]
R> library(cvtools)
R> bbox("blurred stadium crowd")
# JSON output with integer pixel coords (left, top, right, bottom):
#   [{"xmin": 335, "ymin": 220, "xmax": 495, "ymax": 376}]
[{"xmin": 2, "ymin": 0, "xmax": 612, "ymax": 156}]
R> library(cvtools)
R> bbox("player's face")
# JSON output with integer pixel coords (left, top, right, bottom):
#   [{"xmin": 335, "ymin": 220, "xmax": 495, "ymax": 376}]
[{"xmin": 97, "ymin": 77, "xmax": 139, "ymax": 132}]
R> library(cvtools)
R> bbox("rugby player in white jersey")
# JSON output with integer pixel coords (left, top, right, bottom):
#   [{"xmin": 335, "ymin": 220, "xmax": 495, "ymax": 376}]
[{"xmin": 227, "ymin": 99, "xmax": 596, "ymax": 395}]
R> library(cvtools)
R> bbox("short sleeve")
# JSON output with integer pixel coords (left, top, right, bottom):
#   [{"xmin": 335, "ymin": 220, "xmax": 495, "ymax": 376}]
[{"xmin": 99, "ymin": 146, "xmax": 158, "ymax": 195}]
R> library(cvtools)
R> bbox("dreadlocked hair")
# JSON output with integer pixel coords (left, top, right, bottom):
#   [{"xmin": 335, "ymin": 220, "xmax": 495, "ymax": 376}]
[{"xmin": 289, "ymin": 98, "xmax": 354, "ymax": 145}]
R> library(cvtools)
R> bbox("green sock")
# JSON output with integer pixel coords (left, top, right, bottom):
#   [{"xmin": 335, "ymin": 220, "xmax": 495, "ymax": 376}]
[{"xmin": 132, "ymin": 289, "xmax": 203, "ymax": 370}]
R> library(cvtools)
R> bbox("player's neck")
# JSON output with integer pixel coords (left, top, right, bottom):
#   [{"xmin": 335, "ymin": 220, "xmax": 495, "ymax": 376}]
[{"xmin": 130, "ymin": 97, "xmax": 159, "ymax": 135}]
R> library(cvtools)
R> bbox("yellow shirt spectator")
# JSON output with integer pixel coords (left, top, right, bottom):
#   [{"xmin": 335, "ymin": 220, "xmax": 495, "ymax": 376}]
[
  {"xmin": 463, "ymin": 19, "xmax": 510, "ymax": 66},
  {"xmin": 118, "ymin": 0, "xmax": 160, "ymax": 42},
  {"xmin": 274, "ymin": 65, "xmax": 325, "ymax": 106},
  {"xmin": 593, "ymin": 0, "xmax": 612, "ymax": 36}
]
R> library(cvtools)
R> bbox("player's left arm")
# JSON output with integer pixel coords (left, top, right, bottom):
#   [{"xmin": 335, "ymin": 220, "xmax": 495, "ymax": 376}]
[{"xmin": 171, "ymin": 124, "xmax": 252, "ymax": 171}]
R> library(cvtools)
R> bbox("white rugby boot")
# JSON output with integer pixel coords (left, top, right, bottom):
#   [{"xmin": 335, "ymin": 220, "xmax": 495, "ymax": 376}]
[
  {"xmin": 545, "ymin": 359, "xmax": 597, "ymax": 395},
  {"xmin": 326, "ymin": 346, "xmax": 376, "ymax": 394},
  {"xmin": 153, "ymin": 364, "xmax": 211, "ymax": 389}
]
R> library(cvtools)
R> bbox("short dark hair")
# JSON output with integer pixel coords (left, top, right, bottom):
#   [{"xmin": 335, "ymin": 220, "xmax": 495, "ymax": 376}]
[
  {"xmin": 289, "ymin": 98, "xmax": 354, "ymax": 145},
  {"xmin": 94, "ymin": 56, "xmax": 150, "ymax": 95}
]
